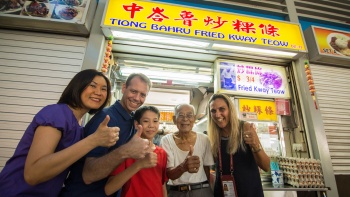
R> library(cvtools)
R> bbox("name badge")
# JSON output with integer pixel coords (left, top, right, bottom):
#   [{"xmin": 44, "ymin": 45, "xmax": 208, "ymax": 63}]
[{"xmin": 221, "ymin": 175, "xmax": 238, "ymax": 197}]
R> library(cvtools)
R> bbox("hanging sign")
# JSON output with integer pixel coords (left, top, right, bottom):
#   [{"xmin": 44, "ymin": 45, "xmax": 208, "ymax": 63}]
[
  {"xmin": 103, "ymin": 0, "xmax": 306, "ymax": 51},
  {"xmin": 239, "ymin": 99, "xmax": 277, "ymax": 121},
  {"xmin": 275, "ymin": 98, "xmax": 291, "ymax": 115},
  {"xmin": 216, "ymin": 60, "xmax": 290, "ymax": 99},
  {"xmin": 313, "ymin": 26, "xmax": 350, "ymax": 58}
]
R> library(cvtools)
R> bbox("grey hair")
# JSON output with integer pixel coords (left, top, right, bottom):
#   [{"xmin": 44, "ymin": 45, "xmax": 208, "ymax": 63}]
[{"xmin": 174, "ymin": 103, "xmax": 196, "ymax": 115}]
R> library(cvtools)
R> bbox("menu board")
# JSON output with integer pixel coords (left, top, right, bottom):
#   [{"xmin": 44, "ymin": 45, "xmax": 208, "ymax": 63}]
[
  {"xmin": 0, "ymin": 0, "xmax": 89, "ymax": 22},
  {"xmin": 215, "ymin": 59, "xmax": 291, "ymax": 99}
]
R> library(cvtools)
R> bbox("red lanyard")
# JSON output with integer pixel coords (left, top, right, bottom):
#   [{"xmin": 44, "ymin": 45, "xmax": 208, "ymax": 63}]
[{"xmin": 218, "ymin": 139, "xmax": 234, "ymax": 177}]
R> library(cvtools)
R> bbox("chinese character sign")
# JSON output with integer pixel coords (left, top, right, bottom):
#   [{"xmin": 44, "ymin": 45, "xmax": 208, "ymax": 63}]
[
  {"xmin": 217, "ymin": 60, "xmax": 290, "ymax": 99},
  {"xmin": 239, "ymin": 99, "xmax": 277, "ymax": 121},
  {"xmin": 103, "ymin": 0, "xmax": 306, "ymax": 51}
]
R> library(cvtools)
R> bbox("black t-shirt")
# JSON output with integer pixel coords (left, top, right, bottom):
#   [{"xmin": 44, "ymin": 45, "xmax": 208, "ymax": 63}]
[{"xmin": 214, "ymin": 138, "xmax": 264, "ymax": 197}]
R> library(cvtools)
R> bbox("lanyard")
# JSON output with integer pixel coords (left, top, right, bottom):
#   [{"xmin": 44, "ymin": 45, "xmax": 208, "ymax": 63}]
[{"xmin": 218, "ymin": 138, "xmax": 234, "ymax": 177}]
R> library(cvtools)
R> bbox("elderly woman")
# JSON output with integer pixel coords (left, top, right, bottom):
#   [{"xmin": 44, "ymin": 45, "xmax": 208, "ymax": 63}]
[
  {"xmin": 161, "ymin": 104, "xmax": 214, "ymax": 197},
  {"xmin": 207, "ymin": 93, "xmax": 270, "ymax": 197}
]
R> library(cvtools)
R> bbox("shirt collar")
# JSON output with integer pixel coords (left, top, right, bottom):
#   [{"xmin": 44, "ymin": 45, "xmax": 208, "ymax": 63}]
[{"xmin": 113, "ymin": 100, "xmax": 133, "ymax": 120}]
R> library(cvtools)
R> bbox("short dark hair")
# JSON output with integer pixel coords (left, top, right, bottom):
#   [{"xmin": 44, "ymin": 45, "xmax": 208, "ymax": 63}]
[
  {"xmin": 134, "ymin": 105, "xmax": 160, "ymax": 123},
  {"xmin": 58, "ymin": 69, "xmax": 111, "ymax": 114},
  {"xmin": 125, "ymin": 73, "xmax": 152, "ymax": 90}
]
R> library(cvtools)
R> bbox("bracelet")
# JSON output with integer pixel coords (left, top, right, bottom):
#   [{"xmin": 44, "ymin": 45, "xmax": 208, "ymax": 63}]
[{"xmin": 252, "ymin": 144, "xmax": 262, "ymax": 153}]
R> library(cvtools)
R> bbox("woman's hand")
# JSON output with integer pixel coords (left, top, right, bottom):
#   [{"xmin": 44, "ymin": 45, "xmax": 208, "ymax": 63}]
[
  {"xmin": 243, "ymin": 123, "xmax": 260, "ymax": 150},
  {"xmin": 91, "ymin": 115, "xmax": 120, "ymax": 147}
]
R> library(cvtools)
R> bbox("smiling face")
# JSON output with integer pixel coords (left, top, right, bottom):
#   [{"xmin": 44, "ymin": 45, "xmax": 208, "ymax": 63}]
[
  {"xmin": 80, "ymin": 76, "xmax": 108, "ymax": 113},
  {"xmin": 136, "ymin": 110, "xmax": 160, "ymax": 141},
  {"xmin": 209, "ymin": 98, "xmax": 231, "ymax": 131},
  {"xmin": 174, "ymin": 105, "xmax": 195, "ymax": 133},
  {"xmin": 121, "ymin": 76, "xmax": 149, "ymax": 113}
]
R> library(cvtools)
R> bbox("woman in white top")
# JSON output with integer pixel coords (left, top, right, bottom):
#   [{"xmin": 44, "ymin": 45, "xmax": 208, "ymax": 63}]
[{"xmin": 161, "ymin": 104, "xmax": 214, "ymax": 197}]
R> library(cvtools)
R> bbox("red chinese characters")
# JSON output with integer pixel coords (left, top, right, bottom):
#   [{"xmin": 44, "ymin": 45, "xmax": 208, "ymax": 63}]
[
  {"xmin": 259, "ymin": 24, "xmax": 280, "ymax": 37},
  {"xmin": 175, "ymin": 11, "xmax": 198, "ymax": 26},
  {"xmin": 242, "ymin": 105, "xmax": 251, "ymax": 112},
  {"xmin": 204, "ymin": 16, "xmax": 228, "ymax": 29},
  {"xmin": 120, "ymin": 2, "xmax": 282, "ymax": 37},
  {"xmin": 265, "ymin": 106, "xmax": 274, "ymax": 115},
  {"xmin": 232, "ymin": 19, "xmax": 256, "ymax": 34},
  {"xmin": 123, "ymin": 3, "xmax": 144, "ymax": 19},
  {"xmin": 147, "ymin": 7, "xmax": 169, "ymax": 22},
  {"xmin": 254, "ymin": 106, "xmax": 263, "ymax": 115}
]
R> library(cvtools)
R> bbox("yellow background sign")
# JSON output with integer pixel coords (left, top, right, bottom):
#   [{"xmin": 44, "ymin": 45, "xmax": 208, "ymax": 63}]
[
  {"xmin": 239, "ymin": 99, "xmax": 277, "ymax": 121},
  {"xmin": 103, "ymin": 0, "xmax": 306, "ymax": 51}
]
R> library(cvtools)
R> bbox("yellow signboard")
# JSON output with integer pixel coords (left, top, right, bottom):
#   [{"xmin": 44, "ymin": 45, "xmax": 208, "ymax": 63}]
[
  {"xmin": 239, "ymin": 99, "xmax": 277, "ymax": 121},
  {"xmin": 103, "ymin": 0, "xmax": 306, "ymax": 51}
]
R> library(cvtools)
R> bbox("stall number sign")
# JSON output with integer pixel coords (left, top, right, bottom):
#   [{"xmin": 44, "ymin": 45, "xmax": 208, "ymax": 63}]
[
  {"xmin": 218, "ymin": 60, "xmax": 290, "ymax": 99},
  {"xmin": 239, "ymin": 99, "xmax": 277, "ymax": 121},
  {"xmin": 103, "ymin": 0, "xmax": 306, "ymax": 51}
]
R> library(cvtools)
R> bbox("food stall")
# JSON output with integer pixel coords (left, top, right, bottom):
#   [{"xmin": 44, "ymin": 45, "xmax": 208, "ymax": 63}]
[{"xmin": 67, "ymin": 0, "xmax": 339, "ymax": 195}]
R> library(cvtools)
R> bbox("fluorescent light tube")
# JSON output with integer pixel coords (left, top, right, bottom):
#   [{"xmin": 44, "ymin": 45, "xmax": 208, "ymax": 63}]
[
  {"xmin": 212, "ymin": 44, "xmax": 297, "ymax": 57},
  {"xmin": 112, "ymin": 30, "xmax": 210, "ymax": 48},
  {"xmin": 121, "ymin": 67, "xmax": 212, "ymax": 83}
]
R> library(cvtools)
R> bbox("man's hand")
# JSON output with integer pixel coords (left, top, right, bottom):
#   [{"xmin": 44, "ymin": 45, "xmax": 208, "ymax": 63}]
[
  {"xmin": 123, "ymin": 125, "xmax": 150, "ymax": 159},
  {"xmin": 91, "ymin": 115, "xmax": 119, "ymax": 147},
  {"xmin": 180, "ymin": 145, "xmax": 200, "ymax": 173}
]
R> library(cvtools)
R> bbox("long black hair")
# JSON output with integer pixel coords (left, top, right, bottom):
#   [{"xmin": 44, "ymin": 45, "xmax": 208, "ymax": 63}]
[{"xmin": 58, "ymin": 69, "xmax": 111, "ymax": 114}]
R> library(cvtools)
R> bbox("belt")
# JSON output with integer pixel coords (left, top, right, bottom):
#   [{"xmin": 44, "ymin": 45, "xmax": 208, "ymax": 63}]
[{"xmin": 169, "ymin": 181, "xmax": 209, "ymax": 192}]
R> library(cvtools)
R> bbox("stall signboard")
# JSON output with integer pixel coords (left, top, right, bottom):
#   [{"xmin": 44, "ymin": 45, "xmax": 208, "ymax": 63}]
[
  {"xmin": 215, "ymin": 60, "xmax": 290, "ymax": 99},
  {"xmin": 239, "ymin": 99, "xmax": 277, "ymax": 121},
  {"xmin": 103, "ymin": 0, "xmax": 306, "ymax": 51},
  {"xmin": 0, "ymin": 0, "xmax": 90, "ymax": 23},
  {"xmin": 312, "ymin": 26, "xmax": 350, "ymax": 58}
]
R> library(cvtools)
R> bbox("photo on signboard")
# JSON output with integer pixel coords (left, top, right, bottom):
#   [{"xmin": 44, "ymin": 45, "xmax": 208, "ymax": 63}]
[{"xmin": 219, "ymin": 62, "xmax": 237, "ymax": 91}]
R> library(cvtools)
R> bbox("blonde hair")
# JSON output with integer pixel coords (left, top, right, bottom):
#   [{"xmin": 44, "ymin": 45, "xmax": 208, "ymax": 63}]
[{"xmin": 207, "ymin": 93, "xmax": 246, "ymax": 157}]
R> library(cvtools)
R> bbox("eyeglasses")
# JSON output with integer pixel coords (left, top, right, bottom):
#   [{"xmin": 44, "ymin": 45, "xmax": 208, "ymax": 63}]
[{"xmin": 177, "ymin": 114, "xmax": 194, "ymax": 120}]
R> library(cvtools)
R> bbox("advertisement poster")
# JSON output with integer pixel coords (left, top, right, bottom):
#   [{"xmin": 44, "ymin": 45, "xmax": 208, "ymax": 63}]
[
  {"xmin": 313, "ymin": 27, "xmax": 350, "ymax": 58},
  {"xmin": 0, "ymin": 0, "xmax": 89, "ymax": 23},
  {"xmin": 218, "ymin": 60, "xmax": 290, "ymax": 99}
]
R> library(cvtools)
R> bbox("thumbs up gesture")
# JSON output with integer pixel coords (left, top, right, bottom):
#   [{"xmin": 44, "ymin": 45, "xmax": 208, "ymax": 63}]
[
  {"xmin": 137, "ymin": 152, "xmax": 158, "ymax": 169},
  {"xmin": 181, "ymin": 145, "xmax": 200, "ymax": 173},
  {"xmin": 92, "ymin": 115, "xmax": 120, "ymax": 147},
  {"xmin": 123, "ymin": 125, "xmax": 150, "ymax": 159}
]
